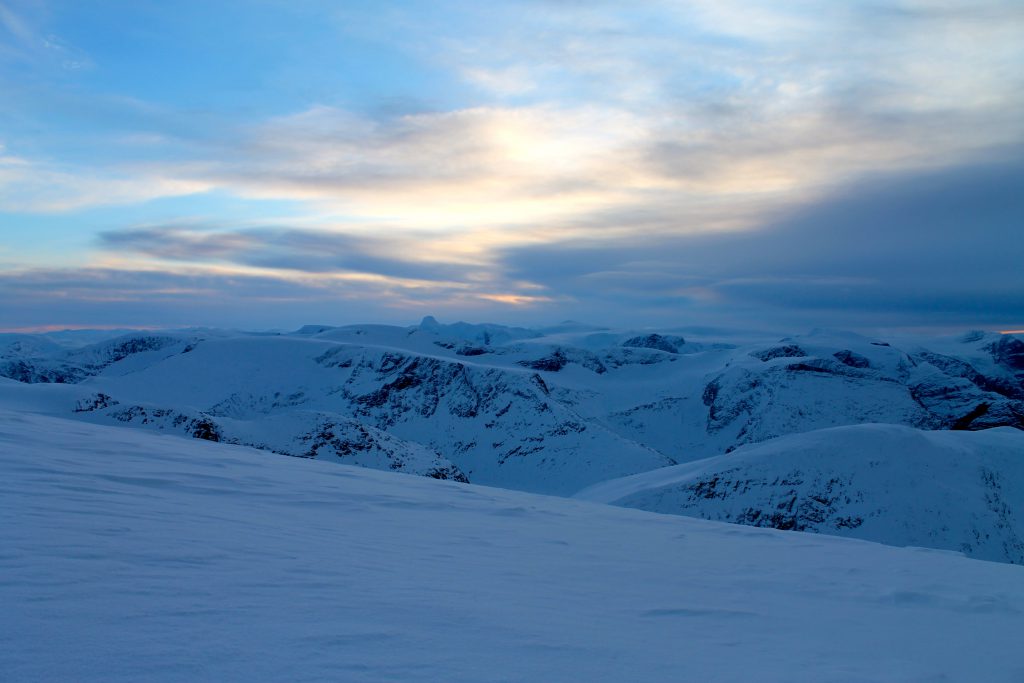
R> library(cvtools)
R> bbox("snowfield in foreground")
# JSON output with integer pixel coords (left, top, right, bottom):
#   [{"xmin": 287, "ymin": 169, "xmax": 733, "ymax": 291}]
[{"xmin": 3, "ymin": 410, "xmax": 1024, "ymax": 682}]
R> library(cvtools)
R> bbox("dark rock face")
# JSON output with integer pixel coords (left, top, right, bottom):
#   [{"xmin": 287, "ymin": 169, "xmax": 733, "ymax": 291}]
[
  {"xmin": 455, "ymin": 345, "xmax": 489, "ymax": 357},
  {"xmin": 650, "ymin": 469, "xmax": 866, "ymax": 533},
  {"xmin": 701, "ymin": 380, "xmax": 720, "ymax": 407},
  {"xmin": 914, "ymin": 351, "xmax": 1023, "ymax": 400},
  {"xmin": 299, "ymin": 419, "xmax": 468, "ymax": 483},
  {"xmin": 354, "ymin": 355, "xmax": 483, "ymax": 420},
  {"xmin": 105, "ymin": 404, "xmax": 225, "ymax": 443},
  {"xmin": 833, "ymin": 350, "xmax": 871, "ymax": 369},
  {"xmin": 516, "ymin": 348, "xmax": 607, "ymax": 374},
  {"xmin": 906, "ymin": 361, "xmax": 1024, "ymax": 431},
  {"xmin": 751, "ymin": 344, "xmax": 806, "ymax": 362},
  {"xmin": 991, "ymin": 336, "xmax": 1024, "ymax": 371},
  {"xmin": 314, "ymin": 347, "xmax": 354, "ymax": 369},
  {"xmin": 785, "ymin": 358, "xmax": 871, "ymax": 378},
  {"xmin": 73, "ymin": 393, "xmax": 120, "ymax": 413},
  {"xmin": 190, "ymin": 419, "xmax": 221, "ymax": 442},
  {"xmin": 786, "ymin": 360, "xmax": 837, "ymax": 375},
  {"xmin": 425, "ymin": 466, "xmax": 470, "ymax": 482},
  {"xmin": 951, "ymin": 403, "xmax": 991, "ymax": 430},
  {"xmin": 518, "ymin": 350, "xmax": 569, "ymax": 372},
  {"xmin": 0, "ymin": 333, "xmax": 187, "ymax": 385},
  {"xmin": 433, "ymin": 341, "xmax": 491, "ymax": 356},
  {"xmin": 302, "ymin": 420, "xmax": 371, "ymax": 457},
  {"xmin": 966, "ymin": 402, "xmax": 1024, "ymax": 431},
  {"xmin": 572, "ymin": 351, "xmax": 608, "ymax": 374},
  {"xmin": 622, "ymin": 334, "xmax": 684, "ymax": 354},
  {"xmin": 92, "ymin": 336, "xmax": 179, "ymax": 368},
  {"xmin": 702, "ymin": 370, "xmax": 765, "ymax": 435},
  {"xmin": 310, "ymin": 346, "xmax": 658, "ymax": 489},
  {"xmin": 0, "ymin": 360, "xmax": 87, "ymax": 384}
]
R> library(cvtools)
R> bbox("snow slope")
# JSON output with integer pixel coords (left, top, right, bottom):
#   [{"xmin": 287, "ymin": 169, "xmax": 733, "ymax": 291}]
[
  {"xmin": 577, "ymin": 423, "xmax": 1024, "ymax": 563},
  {"xmin": 3, "ymin": 409, "xmax": 1024, "ymax": 682}
]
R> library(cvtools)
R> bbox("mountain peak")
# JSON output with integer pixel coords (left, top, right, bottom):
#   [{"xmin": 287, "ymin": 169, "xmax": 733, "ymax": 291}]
[{"xmin": 418, "ymin": 315, "xmax": 441, "ymax": 332}]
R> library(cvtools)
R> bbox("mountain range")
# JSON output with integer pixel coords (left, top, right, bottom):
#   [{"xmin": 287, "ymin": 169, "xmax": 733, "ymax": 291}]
[{"xmin": 3, "ymin": 318, "xmax": 1023, "ymax": 561}]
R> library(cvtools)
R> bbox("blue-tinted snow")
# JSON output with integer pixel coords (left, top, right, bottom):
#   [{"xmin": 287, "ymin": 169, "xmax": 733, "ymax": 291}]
[{"xmin": 2, "ymin": 410, "xmax": 1023, "ymax": 682}]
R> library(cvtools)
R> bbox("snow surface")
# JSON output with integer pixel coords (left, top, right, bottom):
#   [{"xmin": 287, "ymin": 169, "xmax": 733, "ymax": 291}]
[
  {"xmin": 576, "ymin": 423, "xmax": 1024, "ymax": 563},
  {"xmin": 3, "ymin": 409, "xmax": 1024, "ymax": 682}
]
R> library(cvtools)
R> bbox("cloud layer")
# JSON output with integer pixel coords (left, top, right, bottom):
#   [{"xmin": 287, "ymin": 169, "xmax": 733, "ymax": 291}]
[
  {"xmin": 0, "ymin": 0, "xmax": 1022, "ymax": 330},
  {"xmin": 4, "ymin": 157, "xmax": 1020, "ymax": 331}
]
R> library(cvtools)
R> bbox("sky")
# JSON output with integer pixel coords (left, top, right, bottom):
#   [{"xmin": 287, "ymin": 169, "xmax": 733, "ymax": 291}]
[{"xmin": 0, "ymin": 0, "xmax": 1022, "ymax": 332}]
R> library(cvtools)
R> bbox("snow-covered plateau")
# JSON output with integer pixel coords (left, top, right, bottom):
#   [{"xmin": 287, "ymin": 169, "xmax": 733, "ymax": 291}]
[
  {"xmin": 2, "ymin": 320, "xmax": 1023, "ymax": 557},
  {"xmin": 3, "ymin": 320, "xmax": 1024, "ymax": 679},
  {"xmin": 3, "ymin": 409, "xmax": 1024, "ymax": 682}
]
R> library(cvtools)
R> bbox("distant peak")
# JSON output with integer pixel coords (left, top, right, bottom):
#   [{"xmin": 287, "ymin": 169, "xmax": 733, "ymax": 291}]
[{"xmin": 419, "ymin": 315, "xmax": 441, "ymax": 331}]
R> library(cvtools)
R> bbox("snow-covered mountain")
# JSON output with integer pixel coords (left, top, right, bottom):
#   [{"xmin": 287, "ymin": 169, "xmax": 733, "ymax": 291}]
[
  {"xmin": 4, "ymin": 409, "xmax": 1023, "ymax": 683},
  {"xmin": 3, "ymin": 321, "xmax": 1021, "ymax": 492},
  {"xmin": 1, "ymin": 322, "xmax": 1022, "ymax": 485},
  {"xmin": 577, "ymin": 423, "xmax": 1024, "ymax": 563}
]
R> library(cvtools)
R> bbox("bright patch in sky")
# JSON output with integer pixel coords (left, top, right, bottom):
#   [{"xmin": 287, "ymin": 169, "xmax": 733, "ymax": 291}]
[{"xmin": 0, "ymin": 1, "xmax": 1022, "ymax": 330}]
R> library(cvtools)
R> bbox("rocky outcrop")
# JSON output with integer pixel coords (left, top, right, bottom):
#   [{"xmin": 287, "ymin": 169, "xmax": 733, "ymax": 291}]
[
  {"xmin": 580, "ymin": 425, "xmax": 1024, "ymax": 564},
  {"xmin": 622, "ymin": 334, "xmax": 685, "ymax": 354},
  {"xmin": 0, "ymin": 360, "xmax": 88, "ymax": 384},
  {"xmin": 833, "ymin": 349, "xmax": 871, "ymax": 369},
  {"xmin": 0, "ymin": 333, "xmax": 191, "ymax": 384},
  {"xmin": 750, "ymin": 344, "xmax": 807, "ymax": 362},
  {"xmin": 516, "ymin": 347, "xmax": 607, "ymax": 374},
  {"xmin": 991, "ymin": 336, "xmax": 1024, "ymax": 371},
  {"xmin": 913, "ymin": 350, "xmax": 1022, "ymax": 400}
]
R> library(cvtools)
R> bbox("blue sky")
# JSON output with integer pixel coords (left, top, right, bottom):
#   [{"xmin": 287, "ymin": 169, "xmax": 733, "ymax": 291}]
[{"xmin": 1, "ymin": 0, "xmax": 1022, "ymax": 332}]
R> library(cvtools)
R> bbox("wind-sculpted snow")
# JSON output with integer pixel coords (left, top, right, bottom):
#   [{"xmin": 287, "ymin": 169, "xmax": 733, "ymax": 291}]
[
  {"xmin": 3, "ymin": 409, "xmax": 1024, "ymax": 682},
  {"xmin": 1, "ymin": 322, "xmax": 1022, "ymax": 494},
  {"xmin": 577, "ymin": 423, "xmax": 1024, "ymax": 564}
]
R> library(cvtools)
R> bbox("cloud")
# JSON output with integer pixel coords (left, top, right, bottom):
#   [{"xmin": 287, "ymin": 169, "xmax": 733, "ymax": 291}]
[
  {"xmin": 98, "ymin": 225, "xmax": 478, "ymax": 282},
  {"xmin": 0, "ymin": 264, "xmax": 549, "ymax": 330},
  {"xmin": 4, "ymin": 156, "xmax": 1014, "ymax": 332},
  {"xmin": 2, "ymin": 1, "xmax": 1023, "ymax": 330},
  {"xmin": 193, "ymin": 104, "xmax": 657, "ymax": 232},
  {"xmin": 461, "ymin": 66, "xmax": 537, "ymax": 97},
  {"xmin": 0, "ymin": 154, "xmax": 210, "ymax": 212},
  {"xmin": 6, "ymin": 0, "xmax": 1022, "ymax": 230},
  {"xmin": 494, "ymin": 157, "xmax": 1024, "ymax": 328},
  {"xmin": 2, "ymin": 153, "xmax": 1020, "ymax": 331}
]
